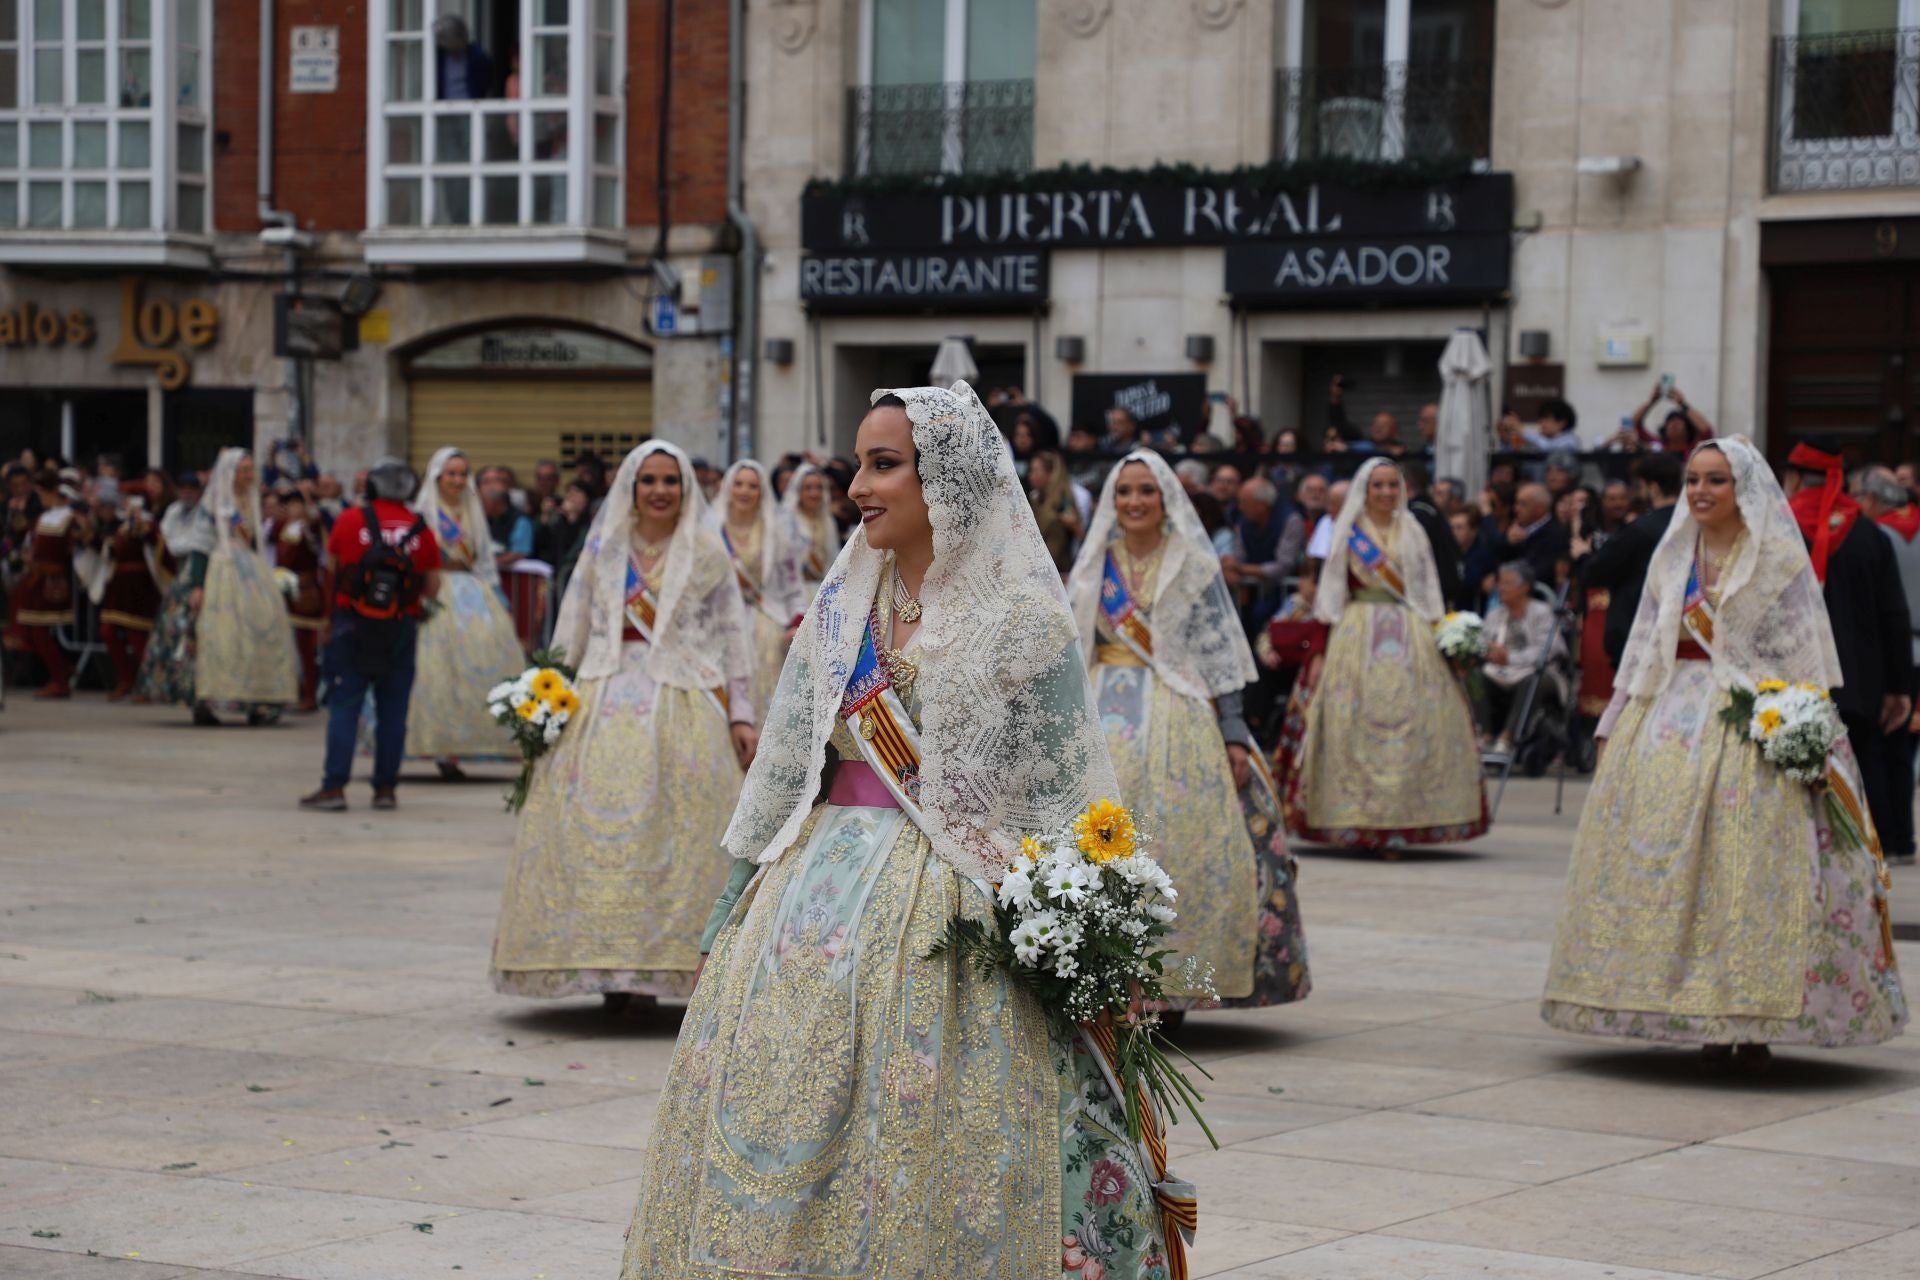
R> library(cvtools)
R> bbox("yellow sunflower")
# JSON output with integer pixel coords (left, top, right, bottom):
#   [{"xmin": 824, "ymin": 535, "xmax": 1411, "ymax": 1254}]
[
  {"xmin": 1019, "ymin": 835, "xmax": 1045, "ymax": 863},
  {"xmin": 1756, "ymin": 679, "xmax": 1788, "ymax": 694},
  {"xmin": 530, "ymin": 668, "xmax": 565, "ymax": 700},
  {"xmin": 516, "ymin": 699, "xmax": 541, "ymax": 721},
  {"xmin": 1756, "ymin": 707, "xmax": 1784, "ymax": 737},
  {"xmin": 550, "ymin": 688, "xmax": 580, "ymax": 716},
  {"xmin": 1072, "ymin": 799, "xmax": 1137, "ymax": 864}
]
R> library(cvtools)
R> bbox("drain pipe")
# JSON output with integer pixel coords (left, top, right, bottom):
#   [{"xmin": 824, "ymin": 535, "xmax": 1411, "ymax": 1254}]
[
  {"xmin": 257, "ymin": 0, "xmax": 294, "ymax": 232},
  {"xmin": 725, "ymin": 0, "xmax": 760, "ymax": 462}
]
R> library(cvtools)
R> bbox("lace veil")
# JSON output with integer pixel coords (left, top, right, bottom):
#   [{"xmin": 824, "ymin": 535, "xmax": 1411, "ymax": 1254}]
[
  {"xmin": 1313, "ymin": 456, "xmax": 1445, "ymax": 623},
  {"xmin": 551, "ymin": 440, "xmax": 753, "ymax": 690},
  {"xmin": 706, "ymin": 459, "xmax": 807, "ymax": 619},
  {"xmin": 413, "ymin": 446, "xmax": 500, "ymax": 588},
  {"xmin": 205, "ymin": 448, "xmax": 262, "ymax": 556},
  {"xmin": 726, "ymin": 381, "xmax": 1119, "ymax": 884},
  {"xmin": 780, "ymin": 462, "xmax": 843, "ymax": 575},
  {"xmin": 1614, "ymin": 436, "xmax": 1841, "ymax": 701},
  {"xmin": 1066, "ymin": 448, "xmax": 1258, "ymax": 701}
]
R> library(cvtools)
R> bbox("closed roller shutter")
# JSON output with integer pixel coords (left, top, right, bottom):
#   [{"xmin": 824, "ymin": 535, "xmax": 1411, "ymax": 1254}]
[{"xmin": 408, "ymin": 378, "xmax": 654, "ymax": 482}]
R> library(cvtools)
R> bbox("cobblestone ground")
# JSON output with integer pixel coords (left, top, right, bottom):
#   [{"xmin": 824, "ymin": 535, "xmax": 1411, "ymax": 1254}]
[{"xmin": 4, "ymin": 697, "xmax": 1920, "ymax": 1279}]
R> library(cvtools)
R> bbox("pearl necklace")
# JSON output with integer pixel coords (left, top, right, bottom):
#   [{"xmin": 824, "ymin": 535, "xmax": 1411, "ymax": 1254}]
[{"xmin": 892, "ymin": 566, "xmax": 923, "ymax": 623}]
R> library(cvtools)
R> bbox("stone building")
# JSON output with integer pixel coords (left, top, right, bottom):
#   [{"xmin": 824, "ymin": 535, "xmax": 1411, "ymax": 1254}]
[
  {"xmin": 747, "ymin": 0, "xmax": 1920, "ymax": 464},
  {"xmin": 0, "ymin": 0, "xmax": 739, "ymax": 479}
]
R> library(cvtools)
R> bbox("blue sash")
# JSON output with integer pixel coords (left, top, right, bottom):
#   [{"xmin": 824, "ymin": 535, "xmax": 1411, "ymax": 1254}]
[
  {"xmin": 435, "ymin": 509, "xmax": 464, "ymax": 551},
  {"xmin": 624, "ymin": 558, "xmax": 728, "ymax": 722},
  {"xmin": 839, "ymin": 607, "xmax": 927, "ymax": 820},
  {"xmin": 1098, "ymin": 551, "xmax": 1155, "ymax": 663},
  {"xmin": 1347, "ymin": 525, "xmax": 1409, "ymax": 602},
  {"xmin": 1682, "ymin": 559, "xmax": 1717, "ymax": 651}
]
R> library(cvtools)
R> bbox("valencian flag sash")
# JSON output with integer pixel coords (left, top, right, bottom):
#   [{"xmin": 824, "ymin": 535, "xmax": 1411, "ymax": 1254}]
[
  {"xmin": 435, "ymin": 508, "xmax": 464, "ymax": 551},
  {"xmin": 1347, "ymin": 525, "xmax": 1410, "ymax": 603},
  {"xmin": 624, "ymin": 558, "xmax": 729, "ymax": 722},
  {"xmin": 722, "ymin": 527, "xmax": 792, "ymax": 624},
  {"xmin": 1677, "ymin": 577, "xmax": 1895, "ymax": 964},
  {"xmin": 1084, "ymin": 1018, "xmax": 1199, "ymax": 1280},
  {"xmin": 838, "ymin": 606, "xmax": 927, "ymax": 823},
  {"xmin": 1099, "ymin": 550, "xmax": 1155, "ymax": 663}
]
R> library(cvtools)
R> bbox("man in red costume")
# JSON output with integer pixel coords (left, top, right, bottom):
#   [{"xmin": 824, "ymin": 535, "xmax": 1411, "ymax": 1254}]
[
  {"xmin": 1856, "ymin": 464, "xmax": 1920, "ymax": 865},
  {"xmin": 1782, "ymin": 442, "xmax": 1913, "ymax": 857}
]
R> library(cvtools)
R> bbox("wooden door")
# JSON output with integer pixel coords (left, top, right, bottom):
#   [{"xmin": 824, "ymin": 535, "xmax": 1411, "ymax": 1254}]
[{"xmin": 1768, "ymin": 261, "xmax": 1918, "ymax": 466}]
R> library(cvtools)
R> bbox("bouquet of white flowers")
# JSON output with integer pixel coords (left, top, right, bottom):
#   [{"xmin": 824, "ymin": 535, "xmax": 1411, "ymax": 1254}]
[
  {"xmin": 927, "ymin": 799, "xmax": 1217, "ymax": 1147},
  {"xmin": 272, "ymin": 567, "xmax": 299, "ymax": 599},
  {"xmin": 1433, "ymin": 610, "xmax": 1489, "ymax": 699},
  {"xmin": 486, "ymin": 650, "xmax": 581, "ymax": 813},
  {"xmin": 1721, "ymin": 678, "xmax": 1865, "ymax": 847}
]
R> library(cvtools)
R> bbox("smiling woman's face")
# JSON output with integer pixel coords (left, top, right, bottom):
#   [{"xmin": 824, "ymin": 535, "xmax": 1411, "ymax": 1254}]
[
  {"xmin": 632, "ymin": 452, "xmax": 684, "ymax": 525},
  {"xmin": 727, "ymin": 465, "xmax": 762, "ymax": 517},
  {"xmin": 849, "ymin": 405, "xmax": 929, "ymax": 555},
  {"xmin": 1685, "ymin": 446, "xmax": 1739, "ymax": 534},
  {"xmin": 1112, "ymin": 462, "xmax": 1165, "ymax": 537}
]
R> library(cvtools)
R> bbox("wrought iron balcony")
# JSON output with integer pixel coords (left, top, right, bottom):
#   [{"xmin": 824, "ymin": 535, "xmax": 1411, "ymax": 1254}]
[
  {"xmin": 1771, "ymin": 27, "xmax": 1920, "ymax": 192},
  {"xmin": 1273, "ymin": 60, "xmax": 1493, "ymax": 165},
  {"xmin": 845, "ymin": 79, "xmax": 1035, "ymax": 180}
]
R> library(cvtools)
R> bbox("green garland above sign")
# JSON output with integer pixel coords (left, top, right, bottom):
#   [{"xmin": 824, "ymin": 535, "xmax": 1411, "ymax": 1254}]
[{"xmin": 804, "ymin": 156, "xmax": 1480, "ymax": 200}]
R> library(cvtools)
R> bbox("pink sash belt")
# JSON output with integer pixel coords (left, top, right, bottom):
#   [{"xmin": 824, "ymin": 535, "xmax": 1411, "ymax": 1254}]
[{"xmin": 827, "ymin": 759, "xmax": 900, "ymax": 809}]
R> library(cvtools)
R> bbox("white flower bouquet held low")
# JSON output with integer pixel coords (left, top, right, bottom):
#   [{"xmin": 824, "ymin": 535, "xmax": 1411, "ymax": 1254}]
[
  {"xmin": 925, "ymin": 799, "xmax": 1218, "ymax": 1148},
  {"xmin": 1720, "ymin": 679, "xmax": 1865, "ymax": 847},
  {"xmin": 272, "ymin": 567, "xmax": 299, "ymax": 599},
  {"xmin": 1433, "ymin": 610, "xmax": 1489, "ymax": 699},
  {"xmin": 486, "ymin": 650, "xmax": 581, "ymax": 813}
]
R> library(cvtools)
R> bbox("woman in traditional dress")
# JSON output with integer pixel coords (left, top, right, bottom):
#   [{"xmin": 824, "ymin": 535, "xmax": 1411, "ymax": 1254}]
[
  {"xmin": 7, "ymin": 469, "xmax": 82, "ymax": 699},
  {"xmin": 402, "ymin": 447, "xmax": 527, "ymax": 772},
  {"xmin": 491, "ymin": 441, "xmax": 759, "ymax": 1005},
  {"xmin": 95, "ymin": 485, "xmax": 162, "ymax": 702},
  {"xmin": 779, "ymin": 461, "xmax": 841, "ymax": 594},
  {"xmin": 1280, "ymin": 456, "xmax": 1487, "ymax": 851},
  {"xmin": 175, "ymin": 448, "xmax": 299, "ymax": 725},
  {"xmin": 1067, "ymin": 449, "xmax": 1310, "ymax": 1010},
  {"xmin": 1542, "ymin": 438, "xmax": 1907, "ymax": 1063},
  {"xmin": 624, "ymin": 384, "xmax": 1188, "ymax": 1280},
  {"xmin": 709, "ymin": 458, "xmax": 807, "ymax": 719}
]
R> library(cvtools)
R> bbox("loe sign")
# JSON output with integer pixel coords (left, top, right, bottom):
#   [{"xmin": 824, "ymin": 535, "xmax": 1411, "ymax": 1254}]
[{"xmin": 799, "ymin": 250, "xmax": 1049, "ymax": 313}]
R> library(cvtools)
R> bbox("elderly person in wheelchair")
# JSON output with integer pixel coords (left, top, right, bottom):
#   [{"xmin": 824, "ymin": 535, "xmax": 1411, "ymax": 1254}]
[{"xmin": 1479, "ymin": 560, "xmax": 1568, "ymax": 765}]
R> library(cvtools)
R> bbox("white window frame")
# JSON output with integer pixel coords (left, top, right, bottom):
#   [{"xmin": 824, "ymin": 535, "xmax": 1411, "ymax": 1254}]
[
  {"xmin": 855, "ymin": 0, "xmax": 1015, "ymax": 177},
  {"xmin": 1774, "ymin": 0, "xmax": 1920, "ymax": 191},
  {"xmin": 0, "ymin": 0, "xmax": 212, "ymax": 265},
  {"xmin": 364, "ymin": 0, "xmax": 626, "ymax": 265}
]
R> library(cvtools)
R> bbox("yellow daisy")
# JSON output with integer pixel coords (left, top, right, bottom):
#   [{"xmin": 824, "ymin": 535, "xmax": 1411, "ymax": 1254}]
[
  {"xmin": 516, "ymin": 699, "xmax": 541, "ymax": 721},
  {"xmin": 1756, "ymin": 679, "xmax": 1788, "ymax": 694},
  {"xmin": 1072, "ymin": 799, "xmax": 1137, "ymax": 864},
  {"xmin": 1756, "ymin": 707, "xmax": 1784, "ymax": 736},
  {"xmin": 530, "ymin": 669, "xmax": 565, "ymax": 700},
  {"xmin": 550, "ymin": 689, "xmax": 580, "ymax": 716},
  {"xmin": 1019, "ymin": 835, "xmax": 1045, "ymax": 863}
]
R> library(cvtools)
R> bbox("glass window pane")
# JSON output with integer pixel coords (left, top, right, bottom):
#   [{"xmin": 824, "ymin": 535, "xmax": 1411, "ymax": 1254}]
[
  {"xmin": 177, "ymin": 49, "xmax": 199, "ymax": 107},
  {"xmin": 433, "ymin": 175, "xmax": 471, "ymax": 224},
  {"xmin": 386, "ymin": 176, "xmax": 421, "ymax": 225},
  {"xmin": 119, "ymin": 120, "xmax": 149, "ymax": 167},
  {"xmin": 177, "ymin": 123, "xmax": 204, "ymax": 175},
  {"xmin": 594, "ymin": 113, "xmax": 617, "ymax": 166},
  {"xmin": 433, "ymin": 113, "xmax": 470, "ymax": 163},
  {"xmin": 966, "ymin": 0, "xmax": 1035, "ymax": 80},
  {"xmin": 482, "ymin": 112, "xmax": 518, "ymax": 161},
  {"xmin": 533, "ymin": 110, "xmax": 566, "ymax": 160},
  {"xmin": 178, "ymin": 0, "xmax": 201, "ymax": 44},
  {"xmin": 77, "ymin": 0, "xmax": 106, "ymax": 41},
  {"xmin": 0, "ymin": 0, "xmax": 14, "ymax": 41},
  {"xmin": 28, "ymin": 121, "xmax": 60, "ymax": 168},
  {"xmin": 33, "ymin": 0, "xmax": 60, "ymax": 40},
  {"xmin": 390, "ymin": 0, "xmax": 424, "ymax": 32},
  {"xmin": 532, "ymin": 173, "xmax": 565, "ymax": 224},
  {"xmin": 0, "ymin": 52, "xmax": 14, "ymax": 110},
  {"xmin": 72, "ymin": 180, "xmax": 107, "ymax": 227},
  {"xmin": 121, "ymin": 48, "xmax": 151, "ymax": 106},
  {"xmin": 387, "ymin": 40, "xmax": 422, "ymax": 102},
  {"xmin": 27, "ymin": 180, "xmax": 60, "ymax": 227},
  {"xmin": 539, "ymin": 0, "xmax": 570, "ymax": 25},
  {"xmin": 33, "ymin": 48, "xmax": 60, "ymax": 104},
  {"xmin": 76, "ymin": 49, "xmax": 106, "ymax": 104},
  {"xmin": 387, "ymin": 114, "xmax": 422, "ymax": 163},
  {"xmin": 594, "ymin": 35, "xmax": 612, "ymax": 96},
  {"xmin": 596, "ymin": 0, "xmax": 613, "ymax": 32},
  {"xmin": 123, "ymin": 0, "xmax": 151, "ymax": 41},
  {"xmin": 593, "ymin": 175, "xmax": 617, "ymax": 227},
  {"xmin": 0, "ymin": 183, "xmax": 16, "ymax": 228},
  {"xmin": 73, "ymin": 121, "xmax": 107, "ymax": 168},
  {"xmin": 118, "ymin": 179, "xmax": 149, "ymax": 227},
  {"xmin": 872, "ymin": 0, "xmax": 945, "ymax": 85},
  {"xmin": 483, "ymin": 173, "xmax": 518, "ymax": 224},
  {"xmin": 533, "ymin": 35, "xmax": 568, "ymax": 96},
  {"xmin": 0, "ymin": 123, "xmax": 14, "ymax": 168},
  {"xmin": 177, "ymin": 181, "xmax": 205, "ymax": 231}
]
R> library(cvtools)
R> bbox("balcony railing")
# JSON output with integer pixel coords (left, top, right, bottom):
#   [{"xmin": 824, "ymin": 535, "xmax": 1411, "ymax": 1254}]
[
  {"xmin": 846, "ymin": 79, "xmax": 1034, "ymax": 180},
  {"xmin": 1771, "ymin": 27, "xmax": 1920, "ymax": 192},
  {"xmin": 1273, "ymin": 60, "xmax": 1493, "ymax": 165}
]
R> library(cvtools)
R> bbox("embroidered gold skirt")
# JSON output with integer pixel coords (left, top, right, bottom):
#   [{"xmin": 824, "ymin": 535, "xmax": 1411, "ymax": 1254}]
[
  {"xmin": 403, "ymin": 570, "xmax": 525, "ymax": 759},
  {"xmin": 194, "ymin": 549, "xmax": 298, "ymax": 707},
  {"xmin": 745, "ymin": 609, "xmax": 789, "ymax": 728},
  {"xmin": 1543, "ymin": 662, "xmax": 1907, "ymax": 1045},
  {"xmin": 491, "ymin": 641, "xmax": 741, "ymax": 999}
]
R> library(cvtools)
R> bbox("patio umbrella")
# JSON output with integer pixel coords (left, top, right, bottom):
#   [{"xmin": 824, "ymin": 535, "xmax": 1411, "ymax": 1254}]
[
  {"xmin": 929, "ymin": 336, "xmax": 979, "ymax": 386},
  {"xmin": 1436, "ymin": 328, "xmax": 1492, "ymax": 502}
]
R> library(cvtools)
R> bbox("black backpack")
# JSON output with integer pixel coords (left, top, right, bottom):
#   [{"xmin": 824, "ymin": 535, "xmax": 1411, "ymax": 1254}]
[{"xmin": 339, "ymin": 503, "xmax": 427, "ymax": 621}]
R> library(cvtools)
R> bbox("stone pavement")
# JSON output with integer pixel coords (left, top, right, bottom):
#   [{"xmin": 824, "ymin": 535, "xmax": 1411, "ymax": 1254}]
[{"xmin": 4, "ymin": 698, "xmax": 1920, "ymax": 1280}]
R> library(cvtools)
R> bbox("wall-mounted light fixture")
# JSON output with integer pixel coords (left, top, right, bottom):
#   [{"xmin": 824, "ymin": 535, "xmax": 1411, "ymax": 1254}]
[
  {"xmin": 764, "ymin": 338, "xmax": 795, "ymax": 365},
  {"xmin": 1055, "ymin": 335, "xmax": 1086, "ymax": 364}
]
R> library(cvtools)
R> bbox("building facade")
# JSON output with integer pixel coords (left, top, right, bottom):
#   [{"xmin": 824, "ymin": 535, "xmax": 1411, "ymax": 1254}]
[
  {"xmin": 748, "ymin": 0, "xmax": 1920, "ymax": 465},
  {"xmin": 0, "ymin": 0, "xmax": 738, "ymax": 479}
]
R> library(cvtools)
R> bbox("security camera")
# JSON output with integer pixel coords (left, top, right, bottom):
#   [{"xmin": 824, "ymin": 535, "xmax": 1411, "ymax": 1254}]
[{"xmin": 651, "ymin": 259, "xmax": 682, "ymax": 300}]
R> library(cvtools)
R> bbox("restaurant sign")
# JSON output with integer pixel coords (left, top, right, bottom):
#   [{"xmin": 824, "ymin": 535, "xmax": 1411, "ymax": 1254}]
[
  {"xmin": 1223, "ymin": 232, "xmax": 1511, "ymax": 307},
  {"xmin": 799, "ymin": 250, "xmax": 1048, "ymax": 312}
]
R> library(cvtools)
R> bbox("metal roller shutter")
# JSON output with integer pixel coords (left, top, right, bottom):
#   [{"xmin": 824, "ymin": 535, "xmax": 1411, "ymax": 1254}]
[{"xmin": 407, "ymin": 379, "xmax": 654, "ymax": 482}]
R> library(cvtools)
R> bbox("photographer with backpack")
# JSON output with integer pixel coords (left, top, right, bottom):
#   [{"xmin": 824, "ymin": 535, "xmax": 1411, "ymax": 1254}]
[{"xmin": 300, "ymin": 459, "xmax": 443, "ymax": 812}]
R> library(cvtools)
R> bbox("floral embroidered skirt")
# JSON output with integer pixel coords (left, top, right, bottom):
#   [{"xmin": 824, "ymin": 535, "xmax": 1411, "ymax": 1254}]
[
  {"xmin": 1542, "ymin": 662, "xmax": 1907, "ymax": 1046},
  {"xmin": 194, "ymin": 550, "xmax": 298, "ymax": 708},
  {"xmin": 1280, "ymin": 600, "xmax": 1487, "ymax": 849},
  {"xmin": 401, "ymin": 570, "xmax": 524, "ymax": 759},
  {"xmin": 1095, "ymin": 662, "xmax": 1309, "ymax": 1007},
  {"xmin": 136, "ymin": 578, "xmax": 198, "ymax": 706},
  {"xmin": 623, "ymin": 803, "xmax": 1180, "ymax": 1280},
  {"xmin": 491, "ymin": 641, "xmax": 741, "ymax": 1000}
]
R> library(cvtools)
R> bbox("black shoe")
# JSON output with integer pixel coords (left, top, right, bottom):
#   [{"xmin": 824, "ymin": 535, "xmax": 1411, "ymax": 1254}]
[
  {"xmin": 299, "ymin": 788, "xmax": 348, "ymax": 812},
  {"xmin": 436, "ymin": 760, "xmax": 468, "ymax": 781},
  {"xmin": 371, "ymin": 789, "xmax": 397, "ymax": 811},
  {"xmin": 247, "ymin": 706, "xmax": 281, "ymax": 727},
  {"xmin": 192, "ymin": 704, "xmax": 220, "ymax": 726}
]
